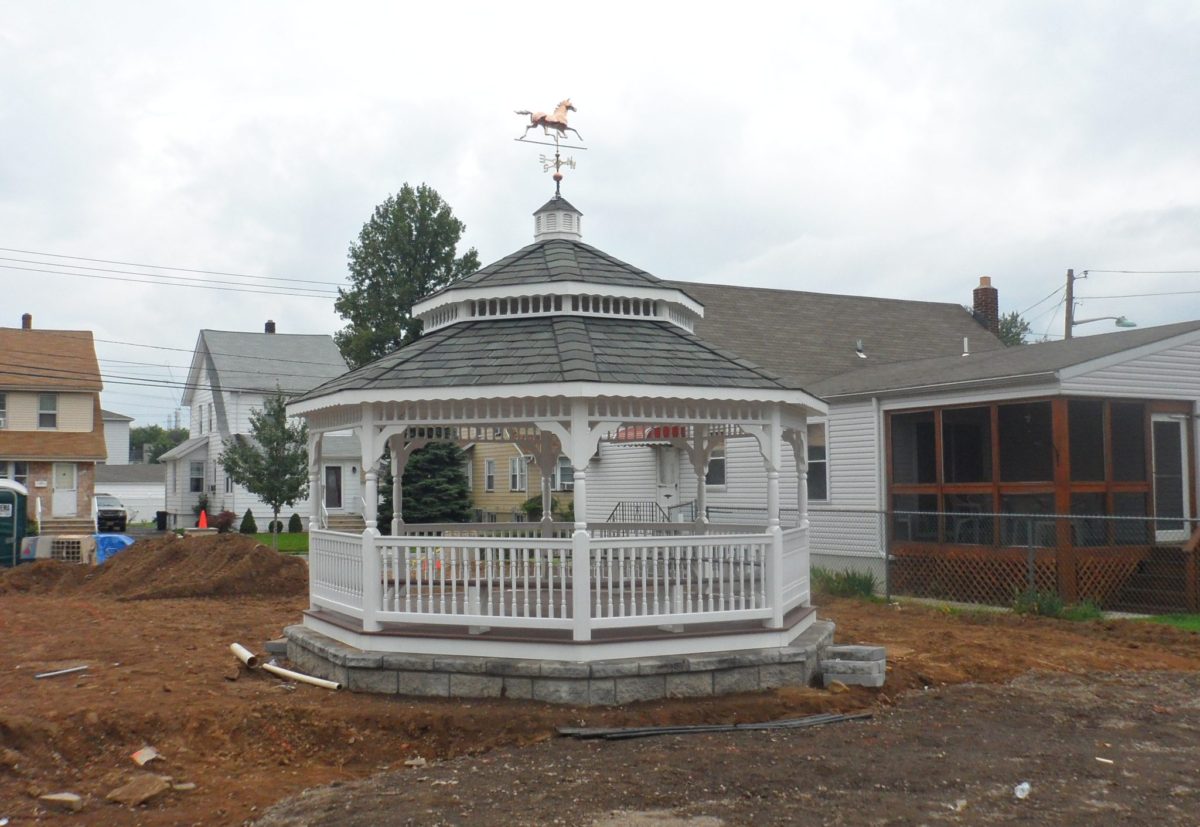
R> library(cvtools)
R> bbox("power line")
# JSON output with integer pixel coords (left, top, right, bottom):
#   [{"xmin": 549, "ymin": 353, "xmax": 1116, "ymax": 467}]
[
  {"xmin": 0, "ymin": 255, "xmax": 338, "ymax": 295},
  {"xmin": 94, "ymin": 336, "xmax": 350, "ymax": 369},
  {"xmin": 1077, "ymin": 290, "xmax": 1200, "ymax": 300},
  {"xmin": 0, "ymin": 263, "xmax": 339, "ymax": 298},
  {"xmin": 1084, "ymin": 269, "xmax": 1200, "ymax": 275},
  {"xmin": 1018, "ymin": 284, "xmax": 1065, "ymax": 316},
  {"xmin": 0, "ymin": 245, "xmax": 344, "ymax": 287}
]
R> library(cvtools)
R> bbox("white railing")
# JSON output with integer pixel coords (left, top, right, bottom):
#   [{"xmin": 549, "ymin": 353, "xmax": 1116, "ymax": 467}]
[
  {"xmin": 375, "ymin": 535, "xmax": 574, "ymax": 629},
  {"xmin": 309, "ymin": 529, "xmax": 364, "ymax": 617},
  {"xmin": 307, "ymin": 522, "xmax": 805, "ymax": 637},
  {"xmin": 589, "ymin": 533, "xmax": 773, "ymax": 628}
]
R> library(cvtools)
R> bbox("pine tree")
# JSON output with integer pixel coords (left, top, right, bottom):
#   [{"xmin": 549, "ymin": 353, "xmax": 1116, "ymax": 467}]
[
  {"xmin": 239, "ymin": 509, "xmax": 258, "ymax": 534},
  {"xmin": 399, "ymin": 442, "xmax": 471, "ymax": 524}
]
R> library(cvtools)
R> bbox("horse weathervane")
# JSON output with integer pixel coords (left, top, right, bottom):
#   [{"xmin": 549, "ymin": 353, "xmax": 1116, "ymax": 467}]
[{"xmin": 515, "ymin": 98, "xmax": 587, "ymax": 195}]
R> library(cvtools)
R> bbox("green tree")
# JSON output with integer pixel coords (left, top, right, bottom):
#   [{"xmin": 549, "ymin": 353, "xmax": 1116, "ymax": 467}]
[
  {"xmin": 334, "ymin": 183, "xmax": 480, "ymax": 368},
  {"xmin": 218, "ymin": 391, "xmax": 308, "ymax": 549},
  {"xmin": 998, "ymin": 311, "xmax": 1032, "ymax": 346},
  {"xmin": 130, "ymin": 425, "xmax": 190, "ymax": 463},
  {"xmin": 381, "ymin": 442, "xmax": 472, "ymax": 526}
]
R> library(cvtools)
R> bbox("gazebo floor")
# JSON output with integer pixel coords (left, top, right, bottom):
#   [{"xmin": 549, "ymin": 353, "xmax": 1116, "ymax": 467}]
[{"xmin": 285, "ymin": 605, "xmax": 835, "ymax": 705}]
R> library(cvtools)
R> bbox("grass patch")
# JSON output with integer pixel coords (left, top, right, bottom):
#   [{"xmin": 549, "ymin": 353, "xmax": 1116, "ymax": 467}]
[
  {"xmin": 812, "ymin": 567, "xmax": 879, "ymax": 599},
  {"xmin": 1012, "ymin": 588, "xmax": 1101, "ymax": 621},
  {"xmin": 253, "ymin": 532, "xmax": 308, "ymax": 554},
  {"xmin": 1145, "ymin": 614, "xmax": 1200, "ymax": 633}
]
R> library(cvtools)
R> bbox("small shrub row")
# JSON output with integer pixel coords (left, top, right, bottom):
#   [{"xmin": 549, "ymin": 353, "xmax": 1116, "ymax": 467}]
[{"xmin": 235, "ymin": 510, "xmax": 305, "ymax": 534}]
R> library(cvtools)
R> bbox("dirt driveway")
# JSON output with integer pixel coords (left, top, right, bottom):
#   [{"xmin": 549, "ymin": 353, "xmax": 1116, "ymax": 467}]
[
  {"xmin": 254, "ymin": 670, "xmax": 1200, "ymax": 826},
  {"xmin": 2, "ymin": 542, "xmax": 1199, "ymax": 826}
]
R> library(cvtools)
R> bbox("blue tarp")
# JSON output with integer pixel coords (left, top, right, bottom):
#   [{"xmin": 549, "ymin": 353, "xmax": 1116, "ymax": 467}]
[{"xmin": 95, "ymin": 533, "xmax": 135, "ymax": 563}]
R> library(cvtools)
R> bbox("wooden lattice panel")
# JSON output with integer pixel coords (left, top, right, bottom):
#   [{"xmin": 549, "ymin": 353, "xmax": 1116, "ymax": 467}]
[{"xmin": 1073, "ymin": 548, "xmax": 1146, "ymax": 607}]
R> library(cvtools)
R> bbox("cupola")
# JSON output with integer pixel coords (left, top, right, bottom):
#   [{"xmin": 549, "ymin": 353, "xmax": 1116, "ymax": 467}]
[{"xmin": 533, "ymin": 195, "xmax": 582, "ymax": 241}]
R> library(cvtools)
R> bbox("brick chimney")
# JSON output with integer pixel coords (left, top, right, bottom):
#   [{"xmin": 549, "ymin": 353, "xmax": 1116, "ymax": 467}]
[
  {"xmin": 972, "ymin": 277, "xmax": 999, "ymax": 337},
  {"xmin": 264, "ymin": 320, "xmax": 276, "ymax": 334},
  {"xmin": 21, "ymin": 313, "xmax": 32, "ymax": 330}
]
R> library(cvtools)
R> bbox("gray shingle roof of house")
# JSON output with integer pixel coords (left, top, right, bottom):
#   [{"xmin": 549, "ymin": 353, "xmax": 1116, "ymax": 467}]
[
  {"xmin": 157, "ymin": 435, "xmax": 208, "ymax": 461},
  {"xmin": 424, "ymin": 240, "xmax": 699, "ymax": 302},
  {"xmin": 96, "ymin": 464, "xmax": 166, "ymax": 484},
  {"xmin": 295, "ymin": 316, "xmax": 794, "ymax": 401},
  {"xmin": 807, "ymin": 319, "xmax": 1200, "ymax": 397},
  {"xmin": 194, "ymin": 331, "xmax": 348, "ymax": 398},
  {"xmin": 673, "ymin": 281, "xmax": 1006, "ymax": 388}
]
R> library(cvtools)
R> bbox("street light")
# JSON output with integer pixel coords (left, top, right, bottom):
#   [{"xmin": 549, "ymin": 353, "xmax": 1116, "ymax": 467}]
[
  {"xmin": 1072, "ymin": 315, "xmax": 1136, "ymax": 330},
  {"xmin": 1064, "ymin": 269, "xmax": 1136, "ymax": 338}
]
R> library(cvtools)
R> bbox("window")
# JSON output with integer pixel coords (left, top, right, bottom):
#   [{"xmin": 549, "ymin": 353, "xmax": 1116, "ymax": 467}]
[
  {"xmin": 170, "ymin": 465, "xmax": 176, "ymax": 494},
  {"xmin": 38, "ymin": 393, "xmax": 57, "ymax": 429},
  {"xmin": 1068, "ymin": 400, "xmax": 1105, "ymax": 481},
  {"xmin": 553, "ymin": 456, "xmax": 574, "ymax": 491},
  {"xmin": 942, "ymin": 407, "xmax": 991, "ymax": 483},
  {"xmin": 509, "ymin": 456, "xmax": 527, "ymax": 492},
  {"xmin": 189, "ymin": 461, "xmax": 205, "ymax": 493},
  {"xmin": 225, "ymin": 475, "xmax": 233, "ymax": 494},
  {"xmin": 0, "ymin": 461, "xmax": 28, "ymax": 488},
  {"xmin": 1111, "ymin": 402, "xmax": 1146, "ymax": 481},
  {"xmin": 998, "ymin": 402, "xmax": 1053, "ymax": 482},
  {"xmin": 197, "ymin": 406, "xmax": 203, "ymax": 435},
  {"xmin": 464, "ymin": 458, "xmax": 473, "ymax": 492},
  {"xmin": 807, "ymin": 423, "xmax": 828, "ymax": 500},
  {"xmin": 208, "ymin": 405, "xmax": 214, "ymax": 433},
  {"xmin": 0, "ymin": 393, "xmax": 6, "ymax": 428},
  {"xmin": 891, "ymin": 411, "xmax": 936, "ymax": 484},
  {"xmin": 705, "ymin": 447, "xmax": 726, "ymax": 487},
  {"xmin": 484, "ymin": 459, "xmax": 496, "ymax": 492}
]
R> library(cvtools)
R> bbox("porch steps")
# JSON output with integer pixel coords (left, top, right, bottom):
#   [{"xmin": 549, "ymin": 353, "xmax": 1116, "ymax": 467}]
[
  {"xmin": 820, "ymin": 644, "xmax": 887, "ymax": 688},
  {"xmin": 325, "ymin": 514, "xmax": 366, "ymax": 533},
  {"xmin": 38, "ymin": 518, "xmax": 97, "ymax": 535}
]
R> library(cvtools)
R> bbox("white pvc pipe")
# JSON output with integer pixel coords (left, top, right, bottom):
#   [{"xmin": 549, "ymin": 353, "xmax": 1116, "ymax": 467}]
[
  {"xmin": 229, "ymin": 643, "xmax": 259, "ymax": 669},
  {"xmin": 261, "ymin": 661, "xmax": 342, "ymax": 691}
]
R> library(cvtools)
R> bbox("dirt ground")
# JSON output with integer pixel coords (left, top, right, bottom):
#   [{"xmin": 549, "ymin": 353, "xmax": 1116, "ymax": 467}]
[{"xmin": 2, "ymin": 537, "xmax": 1200, "ymax": 825}]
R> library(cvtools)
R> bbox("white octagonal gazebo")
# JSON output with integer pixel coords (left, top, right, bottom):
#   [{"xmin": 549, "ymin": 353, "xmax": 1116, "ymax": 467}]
[{"xmin": 285, "ymin": 197, "xmax": 830, "ymax": 702}]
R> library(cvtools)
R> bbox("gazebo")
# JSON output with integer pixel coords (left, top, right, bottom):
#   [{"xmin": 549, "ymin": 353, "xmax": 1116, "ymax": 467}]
[{"xmin": 285, "ymin": 195, "xmax": 833, "ymax": 703}]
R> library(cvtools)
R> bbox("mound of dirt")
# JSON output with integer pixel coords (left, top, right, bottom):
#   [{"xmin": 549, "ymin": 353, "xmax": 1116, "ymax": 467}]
[{"xmin": 0, "ymin": 534, "xmax": 307, "ymax": 600}]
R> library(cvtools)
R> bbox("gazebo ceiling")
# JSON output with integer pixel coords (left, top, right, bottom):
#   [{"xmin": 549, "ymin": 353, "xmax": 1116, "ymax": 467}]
[{"xmin": 294, "ymin": 315, "xmax": 798, "ymax": 401}]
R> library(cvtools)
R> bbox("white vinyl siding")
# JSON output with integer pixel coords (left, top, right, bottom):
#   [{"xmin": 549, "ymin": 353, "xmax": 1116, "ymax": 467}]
[
  {"xmin": 1061, "ymin": 340, "xmax": 1200, "ymax": 400},
  {"xmin": 0, "ymin": 392, "xmax": 92, "ymax": 431},
  {"xmin": 586, "ymin": 443, "xmax": 657, "ymax": 522}
]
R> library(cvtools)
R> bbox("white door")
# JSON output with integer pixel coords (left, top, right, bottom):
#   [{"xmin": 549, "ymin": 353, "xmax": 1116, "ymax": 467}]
[
  {"xmin": 1152, "ymin": 415, "xmax": 1191, "ymax": 542},
  {"xmin": 655, "ymin": 447, "xmax": 680, "ymax": 515},
  {"xmin": 52, "ymin": 462, "xmax": 78, "ymax": 517}
]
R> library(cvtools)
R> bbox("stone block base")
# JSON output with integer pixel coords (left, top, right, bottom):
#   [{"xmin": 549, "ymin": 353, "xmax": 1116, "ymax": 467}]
[
  {"xmin": 820, "ymin": 644, "xmax": 888, "ymax": 688},
  {"xmin": 284, "ymin": 621, "xmax": 837, "ymax": 706}
]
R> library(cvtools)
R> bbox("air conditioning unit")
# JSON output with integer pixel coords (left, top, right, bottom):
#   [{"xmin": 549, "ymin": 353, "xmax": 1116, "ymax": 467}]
[{"xmin": 49, "ymin": 536, "xmax": 97, "ymax": 565}]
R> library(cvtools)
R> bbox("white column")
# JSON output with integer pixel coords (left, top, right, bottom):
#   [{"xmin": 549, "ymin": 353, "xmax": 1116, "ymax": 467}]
[
  {"xmin": 693, "ymin": 426, "xmax": 708, "ymax": 526},
  {"xmin": 390, "ymin": 438, "xmax": 402, "ymax": 535},
  {"xmin": 540, "ymin": 434, "xmax": 554, "ymax": 524},
  {"xmin": 766, "ymin": 405, "xmax": 784, "ymax": 627},
  {"xmin": 569, "ymin": 399, "xmax": 591, "ymax": 641},
  {"xmin": 359, "ymin": 406, "xmax": 381, "ymax": 632},
  {"xmin": 307, "ymin": 433, "xmax": 321, "ymax": 533}
]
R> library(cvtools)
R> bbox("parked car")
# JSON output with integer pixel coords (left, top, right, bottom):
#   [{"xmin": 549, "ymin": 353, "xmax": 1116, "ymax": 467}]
[{"xmin": 95, "ymin": 493, "xmax": 129, "ymax": 533}]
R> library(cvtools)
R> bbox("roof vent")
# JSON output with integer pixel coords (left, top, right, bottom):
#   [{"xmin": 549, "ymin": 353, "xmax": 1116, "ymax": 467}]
[
  {"xmin": 21, "ymin": 313, "xmax": 32, "ymax": 330},
  {"xmin": 265, "ymin": 320, "xmax": 276, "ymax": 334}
]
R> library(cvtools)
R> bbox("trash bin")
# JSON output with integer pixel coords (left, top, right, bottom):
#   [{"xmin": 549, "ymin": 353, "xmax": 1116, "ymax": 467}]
[
  {"xmin": 0, "ymin": 479, "xmax": 29, "ymax": 567},
  {"xmin": 155, "ymin": 510, "xmax": 168, "ymax": 532}
]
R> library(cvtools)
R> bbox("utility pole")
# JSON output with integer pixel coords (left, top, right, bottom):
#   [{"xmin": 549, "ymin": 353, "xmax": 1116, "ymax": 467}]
[{"xmin": 1064, "ymin": 268, "xmax": 1075, "ymax": 340}]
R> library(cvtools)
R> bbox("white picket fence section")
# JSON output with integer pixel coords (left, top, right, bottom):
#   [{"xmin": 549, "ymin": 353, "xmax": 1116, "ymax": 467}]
[
  {"xmin": 309, "ymin": 529, "xmax": 365, "ymax": 618},
  {"xmin": 308, "ymin": 523, "xmax": 802, "ymax": 635},
  {"xmin": 375, "ymin": 535, "xmax": 574, "ymax": 629},
  {"xmin": 588, "ymin": 534, "xmax": 773, "ymax": 628}
]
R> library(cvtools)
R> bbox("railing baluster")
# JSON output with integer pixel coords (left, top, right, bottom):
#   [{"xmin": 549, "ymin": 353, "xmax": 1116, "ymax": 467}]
[
  {"xmin": 486, "ymin": 546, "xmax": 494, "ymax": 617},
  {"xmin": 439, "ymin": 546, "xmax": 447, "ymax": 614},
  {"xmin": 534, "ymin": 548, "xmax": 542, "ymax": 618}
]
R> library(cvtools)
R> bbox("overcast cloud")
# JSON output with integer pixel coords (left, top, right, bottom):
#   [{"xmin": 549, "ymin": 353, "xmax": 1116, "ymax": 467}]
[{"xmin": 3, "ymin": 1, "xmax": 1199, "ymax": 425}]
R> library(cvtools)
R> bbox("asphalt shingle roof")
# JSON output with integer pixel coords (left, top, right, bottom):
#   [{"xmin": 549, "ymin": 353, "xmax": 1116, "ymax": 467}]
[
  {"xmin": 188, "ymin": 331, "xmax": 348, "ymax": 402},
  {"xmin": 426, "ymin": 239, "xmax": 699, "ymax": 301},
  {"xmin": 807, "ymin": 319, "xmax": 1200, "ymax": 397},
  {"xmin": 673, "ymin": 281, "xmax": 1006, "ymax": 388},
  {"xmin": 295, "ymin": 316, "xmax": 793, "ymax": 401}
]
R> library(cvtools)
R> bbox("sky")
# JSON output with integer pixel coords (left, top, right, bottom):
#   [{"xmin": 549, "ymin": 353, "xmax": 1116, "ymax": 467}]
[{"xmin": 3, "ymin": 1, "xmax": 1199, "ymax": 427}]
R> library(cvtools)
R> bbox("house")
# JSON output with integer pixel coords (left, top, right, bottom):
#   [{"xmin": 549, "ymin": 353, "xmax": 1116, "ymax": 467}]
[
  {"xmin": 95, "ymin": 463, "xmax": 165, "ymax": 523},
  {"xmin": 101, "ymin": 408, "xmax": 133, "ymax": 464},
  {"xmin": 465, "ymin": 440, "xmax": 574, "ymax": 521},
  {"xmin": 0, "ymin": 313, "xmax": 108, "ymax": 532},
  {"xmin": 160, "ymin": 322, "xmax": 360, "ymax": 529}
]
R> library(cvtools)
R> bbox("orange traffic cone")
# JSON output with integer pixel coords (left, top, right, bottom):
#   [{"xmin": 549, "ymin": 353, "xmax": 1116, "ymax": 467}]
[{"xmin": 198, "ymin": 509, "xmax": 209, "ymax": 529}]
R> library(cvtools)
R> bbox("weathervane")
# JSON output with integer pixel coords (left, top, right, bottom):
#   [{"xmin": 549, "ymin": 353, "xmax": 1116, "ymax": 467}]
[{"xmin": 515, "ymin": 98, "xmax": 587, "ymax": 195}]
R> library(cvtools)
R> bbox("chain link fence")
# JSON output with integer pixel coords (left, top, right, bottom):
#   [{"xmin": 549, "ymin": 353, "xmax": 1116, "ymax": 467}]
[{"xmin": 708, "ymin": 506, "xmax": 1200, "ymax": 614}]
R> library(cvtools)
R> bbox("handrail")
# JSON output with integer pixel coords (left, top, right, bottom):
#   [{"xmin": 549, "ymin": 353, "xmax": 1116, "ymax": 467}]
[{"xmin": 606, "ymin": 500, "xmax": 668, "ymax": 523}]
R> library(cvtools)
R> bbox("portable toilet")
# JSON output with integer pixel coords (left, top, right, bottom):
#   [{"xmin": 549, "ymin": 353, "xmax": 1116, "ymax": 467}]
[{"xmin": 0, "ymin": 479, "xmax": 29, "ymax": 567}]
